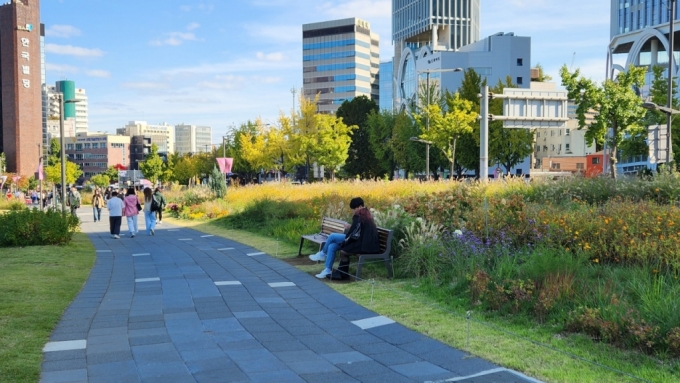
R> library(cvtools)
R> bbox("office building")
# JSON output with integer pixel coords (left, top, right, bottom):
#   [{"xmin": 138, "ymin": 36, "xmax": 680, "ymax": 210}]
[
  {"xmin": 117, "ymin": 121, "xmax": 175, "ymax": 155},
  {"xmin": 46, "ymin": 81, "xmax": 88, "ymax": 135},
  {"xmin": 64, "ymin": 132, "xmax": 130, "ymax": 180},
  {"xmin": 130, "ymin": 135, "xmax": 151, "ymax": 171},
  {"xmin": 379, "ymin": 60, "xmax": 394, "ymax": 111},
  {"xmin": 175, "ymin": 124, "xmax": 212, "ymax": 155},
  {"xmin": 394, "ymin": 32, "xmax": 531, "ymax": 110},
  {"xmin": 609, "ymin": 0, "xmax": 679, "ymax": 81},
  {"xmin": 393, "ymin": 0, "xmax": 480, "ymax": 68},
  {"xmin": 302, "ymin": 18, "xmax": 380, "ymax": 114},
  {"xmin": 0, "ymin": 0, "xmax": 43, "ymax": 176}
]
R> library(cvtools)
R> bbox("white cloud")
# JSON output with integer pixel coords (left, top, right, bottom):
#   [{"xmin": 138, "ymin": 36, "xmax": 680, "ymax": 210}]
[
  {"xmin": 187, "ymin": 22, "xmax": 200, "ymax": 31},
  {"xmin": 45, "ymin": 44, "xmax": 104, "ymax": 57},
  {"xmin": 122, "ymin": 82, "xmax": 170, "ymax": 90},
  {"xmin": 46, "ymin": 63, "xmax": 78, "ymax": 74},
  {"xmin": 243, "ymin": 24, "xmax": 300, "ymax": 44},
  {"xmin": 46, "ymin": 25, "xmax": 81, "ymax": 38},
  {"xmin": 256, "ymin": 51, "xmax": 285, "ymax": 62},
  {"xmin": 150, "ymin": 32, "xmax": 198, "ymax": 46},
  {"xmin": 86, "ymin": 69, "xmax": 111, "ymax": 78}
]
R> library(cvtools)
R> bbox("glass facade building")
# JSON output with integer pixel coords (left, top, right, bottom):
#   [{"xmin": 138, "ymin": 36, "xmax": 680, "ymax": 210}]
[
  {"xmin": 302, "ymin": 18, "xmax": 379, "ymax": 114},
  {"xmin": 379, "ymin": 61, "xmax": 394, "ymax": 111}
]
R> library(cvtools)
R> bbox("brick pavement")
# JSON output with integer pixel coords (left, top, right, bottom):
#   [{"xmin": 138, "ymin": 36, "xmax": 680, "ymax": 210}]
[{"xmin": 39, "ymin": 211, "xmax": 540, "ymax": 383}]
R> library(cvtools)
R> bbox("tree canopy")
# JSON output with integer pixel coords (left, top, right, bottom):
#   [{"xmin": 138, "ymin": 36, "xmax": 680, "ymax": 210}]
[
  {"xmin": 336, "ymin": 96, "xmax": 381, "ymax": 179},
  {"xmin": 138, "ymin": 144, "xmax": 164, "ymax": 185}
]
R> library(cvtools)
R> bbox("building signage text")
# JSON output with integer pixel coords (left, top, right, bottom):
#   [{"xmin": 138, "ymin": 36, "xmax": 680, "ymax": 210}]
[{"xmin": 19, "ymin": 37, "xmax": 30, "ymax": 88}]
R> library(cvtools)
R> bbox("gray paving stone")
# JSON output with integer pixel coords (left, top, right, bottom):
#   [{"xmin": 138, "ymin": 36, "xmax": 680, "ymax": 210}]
[
  {"xmin": 129, "ymin": 334, "xmax": 172, "ymax": 346},
  {"xmin": 88, "ymin": 360, "xmax": 137, "ymax": 378},
  {"xmin": 39, "ymin": 368, "xmax": 88, "ymax": 383},
  {"xmin": 335, "ymin": 360, "xmax": 393, "ymax": 377},
  {"xmin": 247, "ymin": 369, "xmax": 306, "ymax": 383},
  {"xmin": 185, "ymin": 356, "xmax": 236, "ymax": 373},
  {"xmin": 299, "ymin": 372, "xmax": 360, "ymax": 383},
  {"xmin": 389, "ymin": 361, "xmax": 450, "ymax": 377},
  {"xmin": 42, "ymin": 349, "xmax": 87, "ymax": 362},
  {"xmin": 286, "ymin": 359, "xmax": 339, "ymax": 375},
  {"xmin": 320, "ymin": 351, "xmax": 373, "ymax": 365},
  {"xmin": 87, "ymin": 350, "xmax": 134, "ymax": 365},
  {"xmin": 41, "ymin": 358, "xmax": 87, "ymax": 372},
  {"xmin": 193, "ymin": 368, "xmax": 249, "ymax": 383}
]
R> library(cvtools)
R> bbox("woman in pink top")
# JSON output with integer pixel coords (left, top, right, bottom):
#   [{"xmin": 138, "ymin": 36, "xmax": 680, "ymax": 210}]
[{"xmin": 123, "ymin": 187, "xmax": 140, "ymax": 238}]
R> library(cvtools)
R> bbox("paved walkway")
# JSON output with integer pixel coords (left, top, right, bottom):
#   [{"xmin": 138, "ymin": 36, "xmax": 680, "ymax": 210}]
[{"xmin": 40, "ymin": 212, "xmax": 539, "ymax": 383}]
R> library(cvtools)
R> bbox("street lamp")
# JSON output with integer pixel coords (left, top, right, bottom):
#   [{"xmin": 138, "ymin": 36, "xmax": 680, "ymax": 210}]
[
  {"xmin": 642, "ymin": 101, "xmax": 680, "ymax": 164},
  {"xmin": 416, "ymin": 67, "xmax": 463, "ymax": 180},
  {"xmin": 56, "ymin": 94, "xmax": 80, "ymax": 213}
]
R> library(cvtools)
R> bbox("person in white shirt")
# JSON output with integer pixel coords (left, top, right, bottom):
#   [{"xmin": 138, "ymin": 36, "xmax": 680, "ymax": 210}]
[{"xmin": 106, "ymin": 191, "xmax": 125, "ymax": 239}]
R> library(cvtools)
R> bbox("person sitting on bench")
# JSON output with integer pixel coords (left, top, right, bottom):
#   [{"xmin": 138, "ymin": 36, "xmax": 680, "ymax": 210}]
[{"xmin": 310, "ymin": 197, "xmax": 380, "ymax": 279}]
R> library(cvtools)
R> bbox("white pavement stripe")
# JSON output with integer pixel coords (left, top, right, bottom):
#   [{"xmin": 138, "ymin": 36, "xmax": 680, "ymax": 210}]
[
  {"xmin": 200, "ymin": 235, "xmax": 214, "ymax": 238},
  {"xmin": 95, "ymin": 250, "xmax": 111, "ymax": 253},
  {"xmin": 132, "ymin": 253, "xmax": 150, "ymax": 257},
  {"xmin": 247, "ymin": 252, "xmax": 265, "ymax": 256},
  {"xmin": 215, "ymin": 281, "xmax": 242, "ymax": 286},
  {"xmin": 351, "ymin": 316, "xmax": 395, "ymax": 330},
  {"xmin": 178, "ymin": 239, "xmax": 192, "ymax": 241},
  {"xmin": 218, "ymin": 248, "xmax": 235, "ymax": 251},
  {"xmin": 268, "ymin": 282, "xmax": 296, "ymax": 288},
  {"xmin": 43, "ymin": 340, "xmax": 87, "ymax": 352},
  {"xmin": 135, "ymin": 277, "xmax": 160, "ymax": 283},
  {"xmin": 168, "ymin": 229, "xmax": 180, "ymax": 232}
]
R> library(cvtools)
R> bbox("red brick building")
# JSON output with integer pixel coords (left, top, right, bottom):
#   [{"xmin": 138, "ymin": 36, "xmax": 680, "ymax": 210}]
[{"xmin": 0, "ymin": 0, "xmax": 42, "ymax": 176}]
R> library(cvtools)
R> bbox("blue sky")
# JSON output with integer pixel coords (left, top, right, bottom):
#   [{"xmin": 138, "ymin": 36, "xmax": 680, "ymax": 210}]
[{"xmin": 42, "ymin": 0, "xmax": 610, "ymax": 141}]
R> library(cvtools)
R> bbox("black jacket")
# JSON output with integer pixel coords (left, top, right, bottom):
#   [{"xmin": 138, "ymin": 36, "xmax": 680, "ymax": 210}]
[{"xmin": 341, "ymin": 214, "xmax": 381, "ymax": 254}]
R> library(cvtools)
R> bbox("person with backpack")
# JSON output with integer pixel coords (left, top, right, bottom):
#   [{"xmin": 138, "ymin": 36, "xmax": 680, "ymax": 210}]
[
  {"xmin": 142, "ymin": 187, "xmax": 159, "ymax": 236},
  {"xmin": 92, "ymin": 189, "xmax": 105, "ymax": 222},
  {"xmin": 153, "ymin": 187, "xmax": 166, "ymax": 224},
  {"xmin": 67, "ymin": 186, "xmax": 81, "ymax": 217}
]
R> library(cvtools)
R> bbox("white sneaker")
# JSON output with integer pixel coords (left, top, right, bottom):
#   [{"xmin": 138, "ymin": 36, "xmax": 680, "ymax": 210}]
[
  {"xmin": 114, "ymin": 235, "xmax": 120, "ymax": 239},
  {"xmin": 315, "ymin": 268, "xmax": 332, "ymax": 279},
  {"xmin": 309, "ymin": 251, "xmax": 326, "ymax": 262}
]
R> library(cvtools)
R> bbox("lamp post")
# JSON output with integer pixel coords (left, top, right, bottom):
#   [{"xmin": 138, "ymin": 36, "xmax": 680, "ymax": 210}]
[
  {"xmin": 291, "ymin": 88, "xmax": 297, "ymax": 112},
  {"xmin": 417, "ymin": 68, "xmax": 463, "ymax": 180},
  {"xmin": 56, "ymin": 94, "xmax": 80, "ymax": 213},
  {"xmin": 668, "ymin": 0, "xmax": 677, "ymax": 165}
]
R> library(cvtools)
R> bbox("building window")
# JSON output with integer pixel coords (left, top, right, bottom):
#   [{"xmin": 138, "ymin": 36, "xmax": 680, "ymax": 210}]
[
  {"xmin": 566, "ymin": 143, "xmax": 570, "ymax": 151},
  {"xmin": 75, "ymin": 144, "xmax": 83, "ymax": 151},
  {"xmin": 558, "ymin": 129, "xmax": 562, "ymax": 136},
  {"xmin": 552, "ymin": 163, "xmax": 561, "ymax": 170},
  {"xmin": 516, "ymin": 77, "xmax": 523, "ymax": 85},
  {"xmin": 551, "ymin": 145, "xmax": 555, "ymax": 151},
  {"xmin": 551, "ymin": 131, "xmax": 555, "ymax": 136},
  {"xmin": 517, "ymin": 58, "xmax": 523, "ymax": 66},
  {"xmin": 592, "ymin": 157, "xmax": 600, "ymax": 164},
  {"xmin": 566, "ymin": 129, "xmax": 570, "ymax": 136},
  {"xmin": 576, "ymin": 163, "xmax": 585, "ymax": 170},
  {"xmin": 67, "ymin": 144, "xmax": 74, "ymax": 150}
]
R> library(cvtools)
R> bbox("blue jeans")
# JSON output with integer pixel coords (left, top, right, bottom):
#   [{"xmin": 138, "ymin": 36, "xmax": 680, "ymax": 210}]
[
  {"xmin": 323, "ymin": 233, "xmax": 346, "ymax": 270},
  {"xmin": 144, "ymin": 210, "xmax": 156, "ymax": 235}
]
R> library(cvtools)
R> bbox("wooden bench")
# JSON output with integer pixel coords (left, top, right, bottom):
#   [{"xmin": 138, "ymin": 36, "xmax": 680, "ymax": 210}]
[
  {"xmin": 351, "ymin": 227, "xmax": 394, "ymax": 279},
  {"xmin": 297, "ymin": 217, "xmax": 347, "ymax": 256}
]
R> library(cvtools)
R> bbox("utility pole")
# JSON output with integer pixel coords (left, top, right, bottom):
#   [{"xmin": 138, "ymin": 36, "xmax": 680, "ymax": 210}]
[{"xmin": 668, "ymin": 0, "xmax": 677, "ymax": 165}]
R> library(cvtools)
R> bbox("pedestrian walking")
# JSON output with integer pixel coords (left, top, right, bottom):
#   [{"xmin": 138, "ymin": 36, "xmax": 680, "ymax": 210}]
[
  {"xmin": 123, "ymin": 187, "xmax": 140, "ymax": 238},
  {"xmin": 92, "ymin": 189, "xmax": 105, "ymax": 222},
  {"xmin": 67, "ymin": 186, "xmax": 81, "ymax": 217},
  {"xmin": 106, "ymin": 191, "xmax": 124, "ymax": 239},
  {"xmin": 153, "ymin": 187, "xmax": 166, "ymax": 224},
  {"xmin": 142, "ymin": 187, "xmax": 158, "ymax": 236}
]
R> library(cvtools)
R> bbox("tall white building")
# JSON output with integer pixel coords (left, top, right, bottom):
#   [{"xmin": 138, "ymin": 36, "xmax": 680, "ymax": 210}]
[
  {"xmin": 116, "ymin": 121, "xmax": 175, "ymax": 155},
  {"xmin": 175, "ymin": 124, "xmax": 212, "ymax": 155},
  {"xmin": 302, "ymin": 18, "xmax": 380, "ymax": 113},
  {"xmin": 46, "ymin": 84, "xmax": 89, "ymax": 135}
]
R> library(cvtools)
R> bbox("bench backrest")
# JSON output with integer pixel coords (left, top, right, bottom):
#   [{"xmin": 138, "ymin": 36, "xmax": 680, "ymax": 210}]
[
  {"xmin": 377, "ymin": 227, "xmax": 393, "ymax": 255},
  {"xmin": 321, "ymin": 217, "xmax": 347, "ymax": 235}
]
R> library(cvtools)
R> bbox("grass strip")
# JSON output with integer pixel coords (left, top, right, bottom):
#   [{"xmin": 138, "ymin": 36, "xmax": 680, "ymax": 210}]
[
  {"xmin": 167, "ymin": 218, "xmax": 678, "ymax": 383},
  {"xmin": 0, "ymin": 233, "xmax": 95, "ymax": 383}
]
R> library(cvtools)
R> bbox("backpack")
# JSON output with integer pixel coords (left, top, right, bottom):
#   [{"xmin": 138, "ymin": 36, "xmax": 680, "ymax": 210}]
[{"xmin": 150, "ymin": 197, "xmax": 160, "ymax": 212}]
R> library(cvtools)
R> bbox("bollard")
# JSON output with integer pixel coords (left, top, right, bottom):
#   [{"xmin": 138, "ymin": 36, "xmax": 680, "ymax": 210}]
[{"xmin": 466, "ymin": 311, "xmax": 471, "ymax": 350}]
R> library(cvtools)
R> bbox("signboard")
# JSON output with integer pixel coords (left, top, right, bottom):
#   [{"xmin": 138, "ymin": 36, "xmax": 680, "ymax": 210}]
[
  {"xmin": 501, "ymin": 88, "xmax": 569, "ymax": 129},
  {"xmin": 216, "ymin": 158, "xmax": 233, "ymax": 174},
  {"xmin": 118, "ymin": 170, "xmax": 127, "ymax": 178}
]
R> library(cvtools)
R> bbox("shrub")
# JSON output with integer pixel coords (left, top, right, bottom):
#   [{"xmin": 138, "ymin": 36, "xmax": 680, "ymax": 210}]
[{"xmin": 0, "ymin": 208, "xmax": 79, "ymax": 247}]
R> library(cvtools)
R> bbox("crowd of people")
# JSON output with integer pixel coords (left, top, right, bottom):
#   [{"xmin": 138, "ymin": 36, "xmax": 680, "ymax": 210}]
[{"xmin": 100, "ymin": 186, "xmax": 166, "ymax": 239}]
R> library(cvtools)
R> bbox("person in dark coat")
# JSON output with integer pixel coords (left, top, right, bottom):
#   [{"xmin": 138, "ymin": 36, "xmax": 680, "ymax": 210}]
[{"xmin": 315, "ymin": 197, "xmax": 380, "ymax": 279}]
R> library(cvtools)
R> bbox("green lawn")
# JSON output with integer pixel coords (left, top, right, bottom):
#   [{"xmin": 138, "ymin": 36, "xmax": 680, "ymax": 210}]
[
  {"xmin": 0, "ymin": 233, "xmax": 95, "ymax": 383},
  {"xmin": 168, "ymin": 218, "xmax": 680, "ymax": 383}
]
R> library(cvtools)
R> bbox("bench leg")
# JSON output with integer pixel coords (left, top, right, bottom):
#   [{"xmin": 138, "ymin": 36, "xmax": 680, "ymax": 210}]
[
  {"xmin": 384, "ymin": 257, "xmax": 393, "ymax": 278},
  {"xmin": 297, "ymin": 237, "xmax": 305, "ymax": 257}
]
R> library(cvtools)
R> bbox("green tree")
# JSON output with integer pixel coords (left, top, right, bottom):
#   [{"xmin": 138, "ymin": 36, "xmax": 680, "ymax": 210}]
[
  {"xmin": 171, "ymin": 155, "xmax": 197, "ymax": 185},
  {"xmin": 209, "ymin": 165, "xmax": 227, "ymax": 198},
  {"xmin": 367, "ymin": 110, "xmax": 397, "ymax": 179},
  {"xmin": 455, "ymin": 69, "xmax": 487, "ymax": 176},
  {"xmin": 138, "ymin": 144, "xmax": 164, "ymax": 185},
  {"xmin": 416, "ymin": 92, "xmax": 478, "ymax": 179},
  {"xmin": 45, "ymin": 161, "xmax": 83, "ymax": 185},
  {"xmin": 488, "ymin": 77, "xmax": 535, "ymax": 174},
  {"xmin": 314, "ymin": 113, "xmax": 355, "ymax": 180},
  {"xmin": 532, "ymin": 63, "xmax": 553, "ymax": 82},
  {"xmin": 27, "ymin": 175, "xmax": 38, "ymax": 191},
  {"xmin": 561, "ymin": 64, "xmax": 647, "ymax": 178},
  {"xmin": 89, "ymin": 174, "xmax": 110, "ymax": 188},
  {"xmin": 48, "ymin": 138, "xmax": 61, "ymax": 165},
  {"xmin": 103, "ymin": 166, "xmax": 120, "ymax": 183},
  {"xmin": 288, "ymin": 95, "xmax": 321, "ymax": 181},
  {"xmin": 391, "ymin": 111, "xmax": 424, "ymax": 178},
  {"xmin": 335, "ymin": 96, "xmax": 381, "ymax": 179},
  {"xmin": 0, "ymin": 152, "xmax": 5, "ymax": 173}
]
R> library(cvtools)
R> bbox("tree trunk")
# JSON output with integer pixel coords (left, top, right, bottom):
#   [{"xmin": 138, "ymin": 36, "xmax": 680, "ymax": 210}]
[
  {"xmin": 450, "ymin": 137, "xmax": 457, "ymax": 181},
  {"xmin": 610, "ymin": 123, "xmax": 618, "ymax": 179}
]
